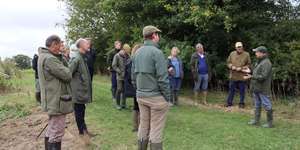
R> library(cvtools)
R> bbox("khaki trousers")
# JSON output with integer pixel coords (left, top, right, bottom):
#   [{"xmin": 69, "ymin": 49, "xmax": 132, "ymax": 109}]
[
  {"xmin": 45, "ymin": 114, "xmax": 66, "ymax": 143},
  {"xmin": 137, "ymin": 96, "xmax": 169, "ymax": 143}
]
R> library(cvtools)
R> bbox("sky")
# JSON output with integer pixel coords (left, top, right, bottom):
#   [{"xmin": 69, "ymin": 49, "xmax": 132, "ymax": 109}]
[{"xmin": 0, "ymin": 0, "xmax": 67, "ymax": 59}]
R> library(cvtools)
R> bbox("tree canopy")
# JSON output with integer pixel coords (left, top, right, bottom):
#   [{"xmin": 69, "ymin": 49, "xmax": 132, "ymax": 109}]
[{"xmin": 63, "ymin": 0, "xmax": 300, "ymax": 97}]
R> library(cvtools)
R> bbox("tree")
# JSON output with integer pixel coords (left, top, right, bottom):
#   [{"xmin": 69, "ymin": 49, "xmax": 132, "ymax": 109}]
[
  {"xmin": 63, "ymin": 0, "xmax": 300, "ymax": 96},
  {"xmin": 12, "ymin": 54, "xmax": 31, "ymax": 70}
]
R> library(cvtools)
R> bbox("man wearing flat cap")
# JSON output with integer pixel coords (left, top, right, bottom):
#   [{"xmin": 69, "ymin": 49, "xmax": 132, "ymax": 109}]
[
  {"xmin": 243, "ymin": 46, "xmax": 273, "ymax": 128},
  {"xmin": 131, "ymin": 25, "xmax": 170, "ymax": 150},
  {"xmin": 226, "ymin": 42, "xmax": 251, "ymax": 108}
]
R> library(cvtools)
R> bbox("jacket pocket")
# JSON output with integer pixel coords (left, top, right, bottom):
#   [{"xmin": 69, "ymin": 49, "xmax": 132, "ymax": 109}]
[{"xmin": 59, "ymin": 95, "xmax": 73, "ymax": 114}]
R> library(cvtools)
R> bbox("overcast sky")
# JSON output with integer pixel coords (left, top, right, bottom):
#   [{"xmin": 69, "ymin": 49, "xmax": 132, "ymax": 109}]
[{"xmin": 0, "ymin": 0, "xmax": 67, "ymax": 59}]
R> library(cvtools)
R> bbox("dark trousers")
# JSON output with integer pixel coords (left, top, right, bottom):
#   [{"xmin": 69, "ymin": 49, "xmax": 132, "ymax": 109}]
[
  {"xmin": 226, "ymin": 81, "xmax": 246, "ymax": 106},
  {"xmin": 133, "ymin": 97, "xmax": 139, "ymax": 111},
  {"xmin": 74, "ymin": 103, "xmax": 87, "ymax": 134},
  {"xmin": 111, "ymin": 71, "xmax": 117, "ymax": 99}
]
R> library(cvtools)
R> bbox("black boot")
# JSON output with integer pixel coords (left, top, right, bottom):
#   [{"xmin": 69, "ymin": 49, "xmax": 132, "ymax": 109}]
[
  {"xmin": 116, "ymin": 92, "xmax": 121, "ymax": 110},
  {"xmin": 121, "ymin": 93, "xmax": 127, "ymax": 109},
  {"xmin": 36, "ymin": 92, "xmax": 41, "ymax": 104},
  {"xmin": 174, "ymin": 91, "xmax": 178, "ymax": 106},
  {"xmin": 48, "ymin": 142, "xmax": 61, "ymax": 150},
  {"xmin": 248, "ymin": 107, "xmax": 261, "ymax": 125},
  {"xmin": 44, "ymin": 137, "xmax": 49, "ymax": 150},
  {"xmin": 262, "ymin": 109, "xmax": 273, "ymax": 128},
  {"xmin": 138, "ymin": 139, "xmax": 148, "ymax": 150},
  {"xmin": 150, "ymin": 142, "xmax": 163, "ymax": 150}
]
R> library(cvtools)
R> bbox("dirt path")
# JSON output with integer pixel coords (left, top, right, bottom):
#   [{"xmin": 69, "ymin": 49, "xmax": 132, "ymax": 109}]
[{"xmin": 0, "ymin": 107, "xmax": 99, "ymax": 150}]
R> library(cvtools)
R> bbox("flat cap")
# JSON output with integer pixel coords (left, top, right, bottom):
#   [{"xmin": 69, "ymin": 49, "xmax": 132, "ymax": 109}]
[
  {"xmin": 143, "ymin": 25, "xmax": 161, "ymax": 37},
  {"xmin": 253, "ymin": 46, "xmax": 268, "ymax": 53}
]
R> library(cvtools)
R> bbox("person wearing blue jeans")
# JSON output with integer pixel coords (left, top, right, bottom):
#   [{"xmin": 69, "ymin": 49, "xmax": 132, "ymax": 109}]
[
  {"xmin": 244, "ymin": 46, "xmax": 273, "ymax": 128},
  {"xmin": 226, "ymin": 42, "xmax": 251, "ymax": 108},
  {"xmin": 227, "ymin": 81, "xmax": 246, "ymax": 107},
  {"xmin": 190, "ymin": 43, "xmax": 210, "ymax": 105},
  {"xmin": 168, "ymin": 47, "xmax": 184, "ymax": 106}
]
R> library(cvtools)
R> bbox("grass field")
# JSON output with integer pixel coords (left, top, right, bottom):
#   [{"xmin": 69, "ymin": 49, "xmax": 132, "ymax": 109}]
[{"xmin": 1, "ymin": 70, "xmax": 300, "ymax": 150}]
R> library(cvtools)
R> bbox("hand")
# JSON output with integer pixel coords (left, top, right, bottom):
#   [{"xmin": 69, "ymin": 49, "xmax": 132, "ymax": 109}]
[
  {"xmin": 107, "ymin": 67, "xmax": 111, "ymax": 71},
  {"xmin": 243, "ymin": 74, "xmax": 252, "ymax": 80},
  {"xmin": 168, "ymin": 67, "xmax": 174, "ymax": 73},
  {"xmin": 242, "ymin": 67, "xmax": 251, "ymax": 73},
  {"xmin": 231, "ymin": 66, "xmax": 237, "ymax": 70},
  {"xmin": 236, "ymin": 67, "xmax": 242, "ymax": 71}
]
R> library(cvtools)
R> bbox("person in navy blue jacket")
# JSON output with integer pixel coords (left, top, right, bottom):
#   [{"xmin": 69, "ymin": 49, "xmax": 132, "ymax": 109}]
[
  {"xmin": 167, "ymin": 47, "xmax": 184, "ymax": 106},
  {"xmin": 125, "ymin": 44, "xmax": 142, "ymax": 132}
]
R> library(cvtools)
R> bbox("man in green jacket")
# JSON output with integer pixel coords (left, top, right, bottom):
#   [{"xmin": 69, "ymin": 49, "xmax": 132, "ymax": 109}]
[
  {"xmin": 132, "ymin": 25, "xmax": 170, "ymax": 150},
  {"xmin": 106, "ymin": 41, "xmax": 122, "ymax": 101},
  {"xmin": 38, "ymin": 35, "xmax": 73, "ymax": 150},
  {"xmin": 69, "ymin": 38, "xmax": 94, "ymax": 140},
  {"xmin": 243, "ymin": 46, "xmax": 273, "ymax": 128},
  {"xmin": 112, "ymin": 44, "xmax": 131, "ymax": 110}
]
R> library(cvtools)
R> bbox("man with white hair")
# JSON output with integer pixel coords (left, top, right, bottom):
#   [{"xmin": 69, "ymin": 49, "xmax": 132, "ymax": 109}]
[
  {"xmin": 69, "ymin": 38, "xmax": 94, "ymax": 141},
  {"xmin": 190, "ymin": 43, "xmax": 210, "ymax": 105}
]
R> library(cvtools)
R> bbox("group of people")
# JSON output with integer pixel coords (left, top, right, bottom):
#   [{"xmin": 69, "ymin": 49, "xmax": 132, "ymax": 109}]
[
  {"xmin": 33, "ymin": 36, "xmax": 96, "ymax": 150},
  {"xmin": 106, "ymin": 26, "xmax": 274, "ymax": 150},
  {"xmin": 34, "ymin": 24, "xmax": 273, "ymax": 150}
]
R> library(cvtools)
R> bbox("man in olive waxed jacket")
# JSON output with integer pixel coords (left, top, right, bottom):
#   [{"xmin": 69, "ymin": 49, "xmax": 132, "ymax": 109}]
[{"xmin": 38, "ymin": 35, "xmax": 73, "ymax": 150}]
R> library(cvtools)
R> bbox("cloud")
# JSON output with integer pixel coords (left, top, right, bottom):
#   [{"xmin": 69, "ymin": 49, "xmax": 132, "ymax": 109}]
[{"xmin": 0, "ymin": 0, "xmax": 67, "ymax": 58}]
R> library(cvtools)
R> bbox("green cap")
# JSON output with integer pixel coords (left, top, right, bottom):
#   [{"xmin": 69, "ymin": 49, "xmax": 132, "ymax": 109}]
[
  {"xmin": 143, "ymin": 25, "xmax": 161, "ymax": 37},
  {"xmin": 253, "ymin": 46, "xmax": 268, "ymax": 53}
]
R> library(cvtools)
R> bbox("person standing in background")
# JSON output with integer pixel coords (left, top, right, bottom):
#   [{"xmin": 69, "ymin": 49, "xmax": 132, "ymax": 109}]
[
  {"xmin": 226, "ymin": 42, "xmax": 251, "ymax": 108},
  {"xmin": 126, "ymin": 43, "xmax": 142, "ymax": 132},
  {"xmin": 168, "ymin": 47, "xmax": 184, "ymax": 106},
  {"xmin": 85, "ymin": 38, "xmax": 97, "ymax": 81},
  {"xmin": 69, "ymin": 38, "xmax": 94, "ymax": 143},
  {"xmin": 190, "ymin": 43, "xmax": 210, "ymax": 105},
  {"xmin": 107, "ymin": 41, "xmax": 122, "ymax": 101},
  {"xmin": 112, "ymin": 44, "xmax": 131, "ymax": 110},
  {"xmin": 32, "ymin": 54, "xmax": 41, "ymax": 104}
]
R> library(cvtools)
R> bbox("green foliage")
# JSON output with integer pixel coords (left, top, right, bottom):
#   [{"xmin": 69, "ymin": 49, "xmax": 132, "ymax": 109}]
[
  {"xmin": 63, "ymin": 0, "xmax": 300, "ymax": 96},
  {"xmin": 12, "ymin": 54, "xmax": 32, "ymax": 70},
  {"xmin": 0, "ymin": 104, "xmax": 30, "ymax": 122}
]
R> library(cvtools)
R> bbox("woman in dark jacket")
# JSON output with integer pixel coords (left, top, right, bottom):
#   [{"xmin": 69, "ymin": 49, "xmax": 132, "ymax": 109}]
[
  {"xmin": 125, "ymin": 44, "xmax": 142, "ymax": 132},
  {"xmin": 168, "ymin": 47, "xmax": 184, "ymax": 106}
]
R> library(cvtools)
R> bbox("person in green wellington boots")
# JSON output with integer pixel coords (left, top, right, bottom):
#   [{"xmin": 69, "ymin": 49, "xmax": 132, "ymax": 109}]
[{"xmin": 243, "ymin": 46, "xmax": 273, "ymax": 128}]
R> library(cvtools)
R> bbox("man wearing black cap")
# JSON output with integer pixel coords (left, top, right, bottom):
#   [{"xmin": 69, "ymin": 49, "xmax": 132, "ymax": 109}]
[
  {"xmin": 131, "ymin": 25, "xmax": 170, "ymax": 150},
  {"xmin": 243, "ymin": 46, "xmax": 273, "ymax": 128}
]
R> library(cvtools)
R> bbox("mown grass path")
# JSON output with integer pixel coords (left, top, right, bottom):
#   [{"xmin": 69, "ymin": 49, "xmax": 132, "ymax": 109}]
[{"xmin": 0, "ymin": 71, "xmax": 299, "ymax": 150}]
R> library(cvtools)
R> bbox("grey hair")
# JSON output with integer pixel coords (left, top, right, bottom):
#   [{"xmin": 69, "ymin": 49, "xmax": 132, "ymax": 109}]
[
  {"xmin": 75, "ymin": 38, "xmax": 87, "ymax": 48},
  {"xmin": 45, "ymin": 35, "xmax": 61, "ymax": 48},
  {"xmin": 195, "ymin": 43, "xmax": 203, "ymax": 48}
]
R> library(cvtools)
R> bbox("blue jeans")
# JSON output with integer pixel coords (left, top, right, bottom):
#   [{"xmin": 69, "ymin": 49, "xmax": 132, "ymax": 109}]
[
  {"xmin": 226, "ymin": 81, "xmax": 246, "ymax": 106},
  {"xmin": 253, "ymin": 92, "xmax": 272, "ymax": 111},
  {"xmin": 194, "ymin": 74, "xmax": 208, "ymax": 92},
  {"xmin": 111, "ymin": 71, "xmax": 117, "ymax": 99},
  {"xmin": 170, "ymin": 77, "xmax": 182, "ymax": 91}
]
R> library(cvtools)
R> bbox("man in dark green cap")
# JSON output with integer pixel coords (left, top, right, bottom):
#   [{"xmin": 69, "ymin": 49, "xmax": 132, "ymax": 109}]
[
  {"xmin": 243, "ymin": 46, "xmax": 273, "ymax": 128},
  {"xmin": 131, "ymin": 25, "xmax": 170, "ymax": 150}
]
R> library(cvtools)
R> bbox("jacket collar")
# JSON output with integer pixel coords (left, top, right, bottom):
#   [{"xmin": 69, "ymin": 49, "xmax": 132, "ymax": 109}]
[
  {"xmin": 144, "ymin": 40, "xmax": 159, "ymax": 48},
  {"xmin": 38, "ymin": 47, "xmax": 61, "ymax": 57}
]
